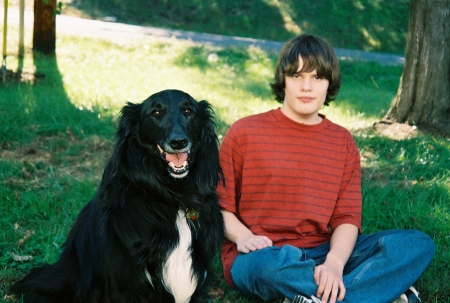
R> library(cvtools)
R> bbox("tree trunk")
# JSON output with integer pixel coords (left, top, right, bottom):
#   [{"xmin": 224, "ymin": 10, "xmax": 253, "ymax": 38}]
[
  {"xmin": 383, "ymin": 0, "xmax": 450, "ymax": 136},
  {"xmin": 33, "ymin": 0, "xmax": 57, "ymax": 54}
]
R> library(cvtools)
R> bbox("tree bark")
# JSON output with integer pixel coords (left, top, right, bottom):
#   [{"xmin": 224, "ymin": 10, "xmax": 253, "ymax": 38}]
[
  {"xmin": 33, "ymin": 0, "xmax": 57, "ymax": 54},
  {"xmin": 383, "ymin": 0, "xmax": 450, "ymax": 136}
]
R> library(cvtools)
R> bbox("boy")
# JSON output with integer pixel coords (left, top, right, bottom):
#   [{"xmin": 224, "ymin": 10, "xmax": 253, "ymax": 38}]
[{"xmin": 217, "ymin": 34, "xmax": 435, "ymax": 303}]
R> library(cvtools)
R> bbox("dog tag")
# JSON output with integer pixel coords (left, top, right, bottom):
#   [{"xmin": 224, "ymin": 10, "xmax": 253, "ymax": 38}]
[{"xmin": 186, "ymin": 208, "xmax": 199, "ymax": 221}]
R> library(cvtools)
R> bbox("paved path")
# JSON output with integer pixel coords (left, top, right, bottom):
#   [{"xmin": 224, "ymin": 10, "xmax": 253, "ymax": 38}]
[{"xmin": 2, "ymin": 7, "xmax": 405, "ymax": 65}]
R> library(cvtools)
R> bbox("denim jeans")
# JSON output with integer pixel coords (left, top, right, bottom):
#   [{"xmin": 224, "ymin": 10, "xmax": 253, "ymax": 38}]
[{"xmin": 230, "ymin": 229, "xmax": 435, "ymax": 303}]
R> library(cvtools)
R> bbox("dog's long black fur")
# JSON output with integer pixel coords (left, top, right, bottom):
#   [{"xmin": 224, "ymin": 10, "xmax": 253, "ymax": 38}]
[{"xmin": 9, "ymin": 90, "xmax": 224, "ymax": 303}]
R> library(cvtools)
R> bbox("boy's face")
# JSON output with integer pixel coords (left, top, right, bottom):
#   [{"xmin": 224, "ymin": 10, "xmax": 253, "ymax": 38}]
[{"xmin": 281, "ymin": 56, "xmax": 329, "ymax": 125}]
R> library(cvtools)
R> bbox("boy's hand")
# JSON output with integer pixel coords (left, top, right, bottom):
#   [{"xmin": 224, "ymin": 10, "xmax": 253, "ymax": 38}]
[
  {"xmin": 314, "ymin": 223, "xmax": 358, "ymax": 302},
  {"xmin": 236, "ymin": 234, "xmax": 272, "ymax": 253},
  {"xmin": 221, "ymin": 210, "xmax": 273, "ymax": 253},
  {"xmin": 314, "ymin": 261, "xmax": 345, "ymax": 303}
]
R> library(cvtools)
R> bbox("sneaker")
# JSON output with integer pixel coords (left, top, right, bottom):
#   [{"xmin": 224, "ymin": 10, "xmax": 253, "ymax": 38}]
[
  {"xmin": 271, "ymin": 295, "xmax": 322, "ymax": 303},
  {"xmin": 292, "ymin": 295, "xmax": 322, "ymax": 303},
  {"xmin": 392, "ymin": 286, "xmax": 421, "ymax": 303}
]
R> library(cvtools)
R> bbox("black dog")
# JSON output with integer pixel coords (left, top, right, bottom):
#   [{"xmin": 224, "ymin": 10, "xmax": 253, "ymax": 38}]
[{"xmin": 10, "ymin": 89, "xmax": 224, "ymax": 303}]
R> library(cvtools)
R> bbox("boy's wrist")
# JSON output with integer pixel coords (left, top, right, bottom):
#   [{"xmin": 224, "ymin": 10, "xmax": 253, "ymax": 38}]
[{"xmin": 324, "ymin": 253, "xmax": 346, "ymax": 272}]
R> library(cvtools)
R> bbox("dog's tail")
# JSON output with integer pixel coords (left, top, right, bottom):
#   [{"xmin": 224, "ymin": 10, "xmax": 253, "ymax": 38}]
[{"xmin": 9, "ymin": 263, "xmax": 76, "ymax": 303}]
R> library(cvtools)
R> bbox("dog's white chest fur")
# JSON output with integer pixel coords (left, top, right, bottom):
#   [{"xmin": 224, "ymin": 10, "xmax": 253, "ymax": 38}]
[{"xmin": 162, "ymin": 210, "xmax": 197, "ymax": 303}]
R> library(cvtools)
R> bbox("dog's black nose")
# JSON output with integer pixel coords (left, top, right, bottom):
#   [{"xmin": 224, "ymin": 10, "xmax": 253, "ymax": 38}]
[{"xmin": 169, "ymin": 137, "xmax": 188, "ymax": 150}]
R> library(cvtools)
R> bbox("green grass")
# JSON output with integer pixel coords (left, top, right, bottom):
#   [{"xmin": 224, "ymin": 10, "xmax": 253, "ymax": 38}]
[
  {"xmin": 61, "ymin": 0, "xmax": 410, "ymax": 54},
  {"xmin": 1, "ymin": 12, "xmax": 449, "ymax": 303}
]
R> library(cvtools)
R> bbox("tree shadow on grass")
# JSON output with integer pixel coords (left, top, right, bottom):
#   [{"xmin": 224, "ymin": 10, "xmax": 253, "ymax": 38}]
[
  {"xmin": 66, "ymin": 0, "xmax": 409, "ymax": 54},
  {"xmin": 0, "ymin": 51, "xmax": 117, "ymax": 295},
  {"xmin": 0, "ymin": 53, "xmax": 116, "ymax": 144}
]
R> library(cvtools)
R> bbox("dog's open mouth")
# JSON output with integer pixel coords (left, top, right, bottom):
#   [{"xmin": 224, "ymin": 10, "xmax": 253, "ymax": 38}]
[{"xmin": 157, "ymin": 145, "xmax": 190, "ymax": 178}]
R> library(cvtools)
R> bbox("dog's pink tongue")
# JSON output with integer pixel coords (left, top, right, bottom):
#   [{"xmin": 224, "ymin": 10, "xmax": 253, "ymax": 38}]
[{"xmin": 165, "ymin": 152, "xmax": 188, "ymax": 167}]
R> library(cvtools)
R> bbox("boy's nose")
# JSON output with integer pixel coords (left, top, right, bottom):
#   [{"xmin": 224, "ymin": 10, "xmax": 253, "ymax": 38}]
[{"xmin": 301, "ymin": 79, "xmax": 312, "ymax": 91}]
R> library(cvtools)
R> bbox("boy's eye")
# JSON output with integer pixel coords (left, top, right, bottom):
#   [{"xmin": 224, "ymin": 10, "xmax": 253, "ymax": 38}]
[{"xmin": 293, "ymin": 74, "xmax": 300, "ymax": 79}]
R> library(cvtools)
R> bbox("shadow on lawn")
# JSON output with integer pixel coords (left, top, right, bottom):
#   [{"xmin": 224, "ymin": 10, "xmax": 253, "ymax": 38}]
[
  {"xmin": 66, "ymin": 0, "xmax": 408, "ymax": 54},
  {"xmin": 0, "ymin": 51, "xmax": 117, "ymax": 145},
  {"xmin": 33, "ymin": 52, "xmax": 116, "ymax": 138},
  {"xmin": 0, "ymin": 50, "xmax": 115, "ymax": 295}
]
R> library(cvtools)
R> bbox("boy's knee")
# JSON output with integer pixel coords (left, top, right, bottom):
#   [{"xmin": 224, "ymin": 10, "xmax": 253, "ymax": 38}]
[
  {"xmin": 250, "ymin": 245, "xmax": 303, "ymax": 281},
  {"xmin": 412, "ymin": 230, "xmax": 435, "ymax": 258},
  {"xmin": 387, "ymin": 229, "xmax": 435, "ymax": 259}
]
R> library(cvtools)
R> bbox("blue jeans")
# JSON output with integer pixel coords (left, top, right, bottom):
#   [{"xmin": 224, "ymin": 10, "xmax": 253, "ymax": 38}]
[{"xmin": 230, "ymin": 229, "xmax": 435, "ymax": 303}]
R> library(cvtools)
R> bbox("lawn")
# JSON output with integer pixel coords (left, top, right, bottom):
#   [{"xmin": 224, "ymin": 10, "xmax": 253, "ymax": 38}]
[
  {"xmin": 1, "ymin": 2, "xmax": 449, "ymax": 302},
  {"xmin": 9, "ymin": 0, "xmax": 411, "ymax": 54},
  {"xmin": 59, "ymin": 0, "xmax": 410, "ymax": 55}
]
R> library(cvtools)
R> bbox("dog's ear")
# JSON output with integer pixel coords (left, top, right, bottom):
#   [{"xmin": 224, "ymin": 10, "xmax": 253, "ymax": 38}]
[
  {"xmin": 113, "ymin": 101, "xmax": 143, "ymax": 177},
  {"xmin": 194, "ymin": 100, "xmax": 223, "ymax": 194},
  {"xmin": 117, "ymin": 102, "xmax": 142, "ymax": 138},
  {"xmin": 100, "ymin": 102, "xmax": 143, "ymax": 206}
]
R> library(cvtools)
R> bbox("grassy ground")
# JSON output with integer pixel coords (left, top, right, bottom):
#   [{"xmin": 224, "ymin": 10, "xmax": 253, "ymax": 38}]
[
  {"xmin": 91, "ymin": 0, "xmax": 410, "ymax": 54},
  {"xmin": 1, "ymin": 3, "xmax": 449, "ymax": 303},
  {"xmin": 29, "ymin": 0, "xmax": 410, "ymax": 55}
]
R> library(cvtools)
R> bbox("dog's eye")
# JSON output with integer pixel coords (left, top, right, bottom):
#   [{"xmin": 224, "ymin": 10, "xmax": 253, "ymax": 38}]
[
  {"xmin": 183, "ymin": 108, "xmax": 193, "ymax": 116},
  {"xmin": 152, "ymin": 110, "xmax": 162, "ymax": 117}
]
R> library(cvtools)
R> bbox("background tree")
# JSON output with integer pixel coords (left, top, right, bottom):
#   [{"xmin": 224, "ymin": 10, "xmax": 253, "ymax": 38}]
[
  {"xmin": 383, "ymin": 0, "xmax": 450, "ymax": 136},
  {"xmin": 33, "ymin": 0, "xmax": 57, "ymax": 54}
]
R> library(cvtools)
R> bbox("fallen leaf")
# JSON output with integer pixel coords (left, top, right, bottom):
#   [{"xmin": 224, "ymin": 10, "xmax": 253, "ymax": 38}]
[
  {"xmin": 208, "ymin": 287, "xmax": 225, "ymax": 299},
  {"xmin": 17, "ymin": 230, "xmax": 35, "ymax": 246},
  {"xmin": 11, "ymin": 252, "xmax": 33, "ymax": 262}
]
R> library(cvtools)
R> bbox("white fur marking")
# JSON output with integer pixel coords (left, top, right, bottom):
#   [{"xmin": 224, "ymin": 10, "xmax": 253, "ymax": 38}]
[
  {"xmin": 144, "ymin": 268, "xmax": 154, "ymax": 288},
  {"xmin": 163, "ymin": 210, "xmax": 197, "ymax": 303}
]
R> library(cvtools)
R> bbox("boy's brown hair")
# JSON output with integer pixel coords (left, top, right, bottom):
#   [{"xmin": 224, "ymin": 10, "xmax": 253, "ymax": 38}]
[{"xmin": 271, "ymin": 34, "xmax": 341, "ymax": 106}]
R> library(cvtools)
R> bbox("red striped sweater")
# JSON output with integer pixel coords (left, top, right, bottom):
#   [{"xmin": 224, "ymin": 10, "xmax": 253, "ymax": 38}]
[{"xmin": 218, "ymin": 109, "xmax": 362, "ymax": 286}]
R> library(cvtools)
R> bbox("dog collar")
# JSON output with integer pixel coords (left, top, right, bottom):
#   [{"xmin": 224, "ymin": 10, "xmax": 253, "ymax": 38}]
[{"xmin": 186, "ymin": 208, "xmax": 199, "ymax": 221}]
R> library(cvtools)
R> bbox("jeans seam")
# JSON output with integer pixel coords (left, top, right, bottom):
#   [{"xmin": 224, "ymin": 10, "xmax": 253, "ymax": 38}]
[
  {"xmin": 352, "ymin": 236, "xmax": 384, "ymax": 283},
  {"xmin": 230, "ymin": 266, "xmax": 245, "ymax": 289}
]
